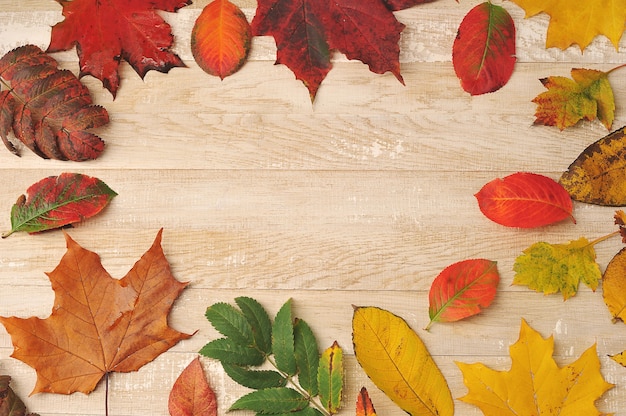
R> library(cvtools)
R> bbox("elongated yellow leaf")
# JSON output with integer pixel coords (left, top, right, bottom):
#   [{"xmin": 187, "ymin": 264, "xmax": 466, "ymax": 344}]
[
  {"xmin": 352, "ymin": 306, "xmax": 453, "ymax": 416},
  {"xmin": 603, "ymin": 247, "xmax": 626, "ymax": 323}
]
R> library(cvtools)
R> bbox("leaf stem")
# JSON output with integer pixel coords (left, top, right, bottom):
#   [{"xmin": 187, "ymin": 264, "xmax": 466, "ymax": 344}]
[
  {"xmin": 589, "ymin": 230, "xmax": 620, "ymax": 246},
  {"xmin": 105, "ymin": 372, "xmax": 109, "ymax": 416},
  {"xmin": 607, "ymin": 63, "xmax": 626, "ymax": 75}
]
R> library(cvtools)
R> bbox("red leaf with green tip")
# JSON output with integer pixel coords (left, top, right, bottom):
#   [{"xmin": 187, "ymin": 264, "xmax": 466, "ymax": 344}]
[
  {"xmin": 3, "ymin": 173, "xmax": 117, "ymax": 238},
  {"xmin": 427, "ymin": 259, "xmax": 499, "ymax": 330},
  {"xmin": 475, "ymin": 172, "xmax": 574, "ymax": 228},
  {"xmin": 169, "ymin": 358, "xmax": 217, "ymax": 416},
  {"xmin": 453, "ymin": 2, "xmax": 516, "ymax": 95}
]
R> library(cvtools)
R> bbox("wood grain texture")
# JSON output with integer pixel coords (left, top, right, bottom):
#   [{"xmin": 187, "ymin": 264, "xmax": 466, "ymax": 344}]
[{"xmin": 1, "ymin": 0, "xmax": 626, "ymax": 415}]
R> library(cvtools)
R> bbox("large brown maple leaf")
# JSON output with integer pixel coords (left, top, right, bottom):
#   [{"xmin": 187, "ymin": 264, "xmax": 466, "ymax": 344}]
[
  {"xmin": 47, "ymin": 0, "xmax": 191, "ymax": 98},
  {"xmin": 252, "ymin": 0, "xmax": 433, "ymax": 100},
  {"xmin": 0, "ymin": 230, "xmax": 193, "ymax": 395}
]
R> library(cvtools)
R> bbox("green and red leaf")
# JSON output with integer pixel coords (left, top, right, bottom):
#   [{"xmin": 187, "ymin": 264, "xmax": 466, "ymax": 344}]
[
  {"xmin": 191, "ymin": 0, "xmax": 251, "ymax": 79},
  {"xmin": 168, "ymin": 358, "xmax": 217, "ymax": 416},
  {"xmin": 3, "ymin": 173, "xmax": 117, "ymax": 238},
  {"xmin": 426, "ymin": 259, "xmax": 499, "ymax": 330},
  {"xmin": 475, "ymin": 172, "xmax": 574, "ymax": 228},
  {"xmin": 453, "ymin": 2, "xmax": 516, "ymax": 95},
  {"xmin": 318, "ymin": 341, "xmax": 343, "ymax": 415}
]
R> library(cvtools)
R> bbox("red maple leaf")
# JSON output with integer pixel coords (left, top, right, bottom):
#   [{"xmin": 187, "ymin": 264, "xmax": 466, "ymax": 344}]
[
  {"xmin": 252, "ymin": 0, "xmax": 423, "ymax": 100},
  {"xmin": 47, "ymin": 0, "xmax": 191, "ymax": 98}
]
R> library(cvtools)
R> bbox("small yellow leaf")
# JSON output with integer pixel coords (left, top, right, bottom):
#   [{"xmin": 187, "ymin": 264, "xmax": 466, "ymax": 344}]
[
  {"xmin": 603, "ymin": 247, "xmax": 626, "ymax": 323},
  {"xmin": 352, "ymin": 306, "xmax": 453, "ymax": 416},
  {"xmin": 457, "ymin": 319, "xmax": 613, "ymax": 415}
]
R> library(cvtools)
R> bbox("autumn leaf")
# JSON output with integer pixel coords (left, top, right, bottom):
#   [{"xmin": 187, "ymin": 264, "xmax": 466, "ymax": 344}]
[
  {"xmin": 47, "ymin": 0, "xmax": 191, "ymax": 97},
  {"xmin": 169, "ymin": 358, "xmax": 217, "ymax": 416},
  {"xmin": 356, "ymin": 387, "xmax": 376, "ymax": 416},
  {"xmin": 452, "ymin": 2, "xmax": 516, "ymax": 95},
  {"xmin": 2, "ymin": 173, "xmax": 116, "ymax": 238},
  {"xmin": 426, "ymin": 259, "xmax": 499, "ymax": 330},
  {"xmin": 513, "ymin": 237, "xmax": 602, "ymax": 300},
  {"xmin": 0, "ymin": 229, "xmax": 193, "ymax": 395},
  {"xmin": 602, "ymin": 247, "xmax": 626, "ymax": 324},
  {"xmin": 509, "ymin": 0, "xmax": 626, "ymax": 51},
  {"xmin": 560, "ymin": 126, "xmax": 626, "ymax": 206},
  {"xmin": 475, "ymin": 172, "xmax": 574, "ymax": 228},
  {"xmin": 318, "ymin": 341, "xmax": 343, "ymax": 415},
  {"xmin": 191, "ymin": 0, "xmax": 251, "ymax": 79},
  {"xmin": 383, "ymin": 0, "xmax": 435, "ymax": 10},
  {"xmin": 457, "ymin": 319, "xmax": 613, "ymax": 415},
  {"xmin": 532, "ymin": 68, "xmax": 615, "ymax": 130},
  {"xmin": 0, "ymin": 45, "xmax": 108, "ymax": 160},
  {"xmin": 251, "ymin": 0, "xmax": 410, "ymax": 100},
  {"xmin": 0, "ymin": 376, "xmax": 39, "ymax": 416},
  {"xmin": 352, "ymin": 306, "xmax": 453, "ymax": 416}
]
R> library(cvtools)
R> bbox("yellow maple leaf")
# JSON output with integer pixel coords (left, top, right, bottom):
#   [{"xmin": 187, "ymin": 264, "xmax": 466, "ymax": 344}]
[
  {"xmin": 457, "ymin": 319, "xmax": 614, "ymax": 415},
  {"xmin": 510, "ymin": 0, "xmax": 626, "ymax": 50}
]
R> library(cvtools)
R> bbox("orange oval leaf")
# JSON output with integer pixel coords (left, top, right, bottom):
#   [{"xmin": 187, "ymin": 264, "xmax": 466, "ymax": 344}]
[
  {"xmin": 169, "ymin": 357, "xmax": 217, "ymax": 416},
  {"xmin": 427, "ymin": 259, "xmax": 499, "ymax": 330},
  {"xmin": 475, "ymin": 172, "xmax": 574, "ymax": 228},
  {"xmin": 191, "ymin": 0, "xmax": 251, "ymax": 79}
]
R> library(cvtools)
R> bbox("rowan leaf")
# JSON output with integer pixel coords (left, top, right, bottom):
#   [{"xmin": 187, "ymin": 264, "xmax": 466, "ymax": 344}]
[
  {"xmin": 509, "ymin": 0, "xmax": 626, "ymax": 51},
  {"xmin": 168, "ymin": 358, "xmax": 217, "ymax": 416},
  {"xmin": 294, "ymin": 319, "xmax": 319, "ymax": 396},
  {"xmin": 457, "ymin": 319, "xmax": 613, "ymax": 415},
  {"xmin": 272, "ymin": 299, "xmax": 297, "ymax": 376},
  {"xmin": 199, "ymin": 338, "xmax": 265, "ymax": 366},
  {"xmin": 0, "ymin": 375, "xmax": 40, "ymax": 416},
  {"xmin": 0, "ymin": 45, "xmax": 108, "ymax": 160},
  {"xmin": 452, "ymin": 2, "xmax": 516, "ymax": 95},
  {"xmin": 513, "ymin": 237, "xmax": 601, "ymax": 300},
  {"xmin": 235, "ymin": 296, "xmax": 273, "ymax": 354},
  {"xmin": 559, "ymin": 126, "xmax": 626, "ymax": 206},
  {"xmin": 317, "ymin": 341, "xmax": 343, "ymax": 415},
  {"xmin": 426, "ymin": 259, "xmax": 499, "ymax": 330},
  {"xmin": 229, "ymin": 387, "xmax": 309, "ymax": 414},
  {"xmin": 47, "ymin": 0, "xmax": 190, "ymax": 97},
  {"xmin": 602, "ymin": 247, "xmax": 626, "ymax": 324},
  {"xmin": 251, "ymin": 0, "xmax": 411, "ymax": 100},
  {"xmin": 191, "ymin": 0, "xmax": 251, "ymax": 79},
  {"xmin": 205, "ymin": 302, "xmax": 254, "ymax": 345},
  {"xmin": 352, "ymin": 306, "xmax": 453, "ymax": 416},
  {"xmin": 356, "ymin": 387, "xmax": 377, "ymax": 416},
  {"xmin": 0, "ymin": 230, "xmax": 192, "ymax": 395},
  {"xmin": 475, "ymin": 172, "xmax": 574, "ymax": 228},
  {"xmin": 532, "ymin": 68, "xmax": 615, "ymax": 130},
  {"xmin": 3, "ymin": 173, "xmax": 117, "ymax": 238},
  {"xmin": 221, "ymin": 363, "xmax": 286, "ymax": 389}
]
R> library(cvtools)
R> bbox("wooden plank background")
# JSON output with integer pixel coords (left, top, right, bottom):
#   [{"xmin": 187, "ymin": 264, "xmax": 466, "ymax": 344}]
[{"xmin": 1, "ymin": 0, "xmax": 626, "ymax": 414}]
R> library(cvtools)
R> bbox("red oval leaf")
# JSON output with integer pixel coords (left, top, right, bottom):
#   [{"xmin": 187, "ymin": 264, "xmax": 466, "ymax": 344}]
[
  {"xmin": 475, "ymin": 172, "xmax": 574, "ymax": 228},
  {"xmin": 452, "ymin": 2, "xmax": 516, "ymax": 95},
  {"xmin": 427, "ymin": 259, "xmax": 499, "ymax": 330},
  {"xmin": 169, "ymin": 357, "xmax": 217, "ymax": 416},
  {"xmin": 191, "ymin": 0, "xmax": 251, "ymax": 79}
]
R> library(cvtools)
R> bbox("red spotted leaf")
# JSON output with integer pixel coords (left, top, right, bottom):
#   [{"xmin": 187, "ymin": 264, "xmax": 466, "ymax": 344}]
[
  {"xmin": 251, "ymin": 0, "xmax": 414, "ymax": 101},
  {"xmin": 426, "ymin": 259, "xmax": 499, "ymax": 330},
  {"xmin": 356, "ymin": 387, "xmax": 377, "ymax": 416},
  {"xmin": 2, "ymin": 173, "xmax": 117, "ymax": 238},
  {"xmin": 453, "ymin": 2, "xmax": 516, "ymax": 95},
  {"xmin": 475, "ymin": 172, "xmax": 574, "ymax": 228},
  {"xmin": 169, "ymin": 358, "xmax": 218, "ymax": 416},
  {"xmin": 192, "ymin": 0, "xmax": 251, "ymax": 79},
  {"xmin": 47, "ymin": 0, "xmax": 191, "ymax": 97},
  {"xmin": 0, "ymin": 45, "xmax": 108, "ymax": 160}
]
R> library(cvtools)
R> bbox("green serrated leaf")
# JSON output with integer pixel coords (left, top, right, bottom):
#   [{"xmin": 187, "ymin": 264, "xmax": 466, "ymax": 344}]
[
  {"xmin": 199, "ymin": 338, "xmax": 264, "ymax": 366},
  {"xmin": 318, "ymin": 341, "xmax": 343, "ymax": 414},
  {"xmin": 205, "ymin": 302, "xmax": 254, "ymax": 345},
  {"xmin": 236, "ymin": 296, "xmax": 273, "ymax": 354},
  {"xmin": 222, "ymin": 362, "xmax": 286, "ymax": 389},
  {"xmin": 263, "ymin": 408, "xmax": 324, "ymax": 416},
  {"xmin": 294, "ymin": 318, "xmax": 319, "ymax": 396},
  {"xmin": 272, "ymin": 299, "xmax": 297, "ymax": 376},
  {"xmin": 230, "ymin": 387, "xmax": 308, "ymax": 414}
]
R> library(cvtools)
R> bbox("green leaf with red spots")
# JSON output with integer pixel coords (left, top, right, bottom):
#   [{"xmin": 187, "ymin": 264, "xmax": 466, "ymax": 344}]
[
  {"xmin": 3, "ymin": 173, "xmax": 117, "ymax": 238},
  {"xmin": 251, "ymin": 0, "xmax": 419, "ymax": 100}
]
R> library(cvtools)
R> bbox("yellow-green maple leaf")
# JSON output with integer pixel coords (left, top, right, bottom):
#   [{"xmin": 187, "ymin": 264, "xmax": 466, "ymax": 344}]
[
  {"xmin": 457, "ymin": 319, "xmax": 613, "ymax": 416},
  {"xmin": 510, "ymin": 0, "xmax": 626, "ymax": 50},
  {"xmin": 513, "ymin": 237, "xmax": 601, "ymax": 300}
]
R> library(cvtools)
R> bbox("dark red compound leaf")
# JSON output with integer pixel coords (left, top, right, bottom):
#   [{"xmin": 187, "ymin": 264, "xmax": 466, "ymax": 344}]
[
  {"xmin": 0, "ymin": 45, "xmax": 108, "ymax": 161},
  {"xmin": 475, "ymin": 172, "xmax": 575, "ymax": 228}
]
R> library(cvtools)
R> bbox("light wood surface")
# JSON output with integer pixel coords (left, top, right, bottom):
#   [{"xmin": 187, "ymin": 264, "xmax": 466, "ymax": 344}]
[{"xmin": 1, "ymin": 1, "xmax": 626, "ymax": 415}]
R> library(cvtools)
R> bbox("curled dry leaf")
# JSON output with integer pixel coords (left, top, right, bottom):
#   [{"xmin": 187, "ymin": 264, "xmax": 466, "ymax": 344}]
[
  {"xmin": 169, "ymin": 358, "xmax": 217, "ymax": 416},
  {"xmin": 0, "ymin": 375, "xmax": 40, "ymax": 416},
  {"xmin": 475, "ymin": 172, "xmax": 574, "ymax": 228}
]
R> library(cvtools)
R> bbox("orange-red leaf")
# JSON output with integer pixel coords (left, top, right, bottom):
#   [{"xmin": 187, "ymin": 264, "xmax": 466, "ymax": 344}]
[
  {"xmin": 169, "ymin": 358, "xmax": 217, "ymax": 416},
  {"xmin": 475, "ymin": 172, "xmax": 574, "ymax": 228},
  {"xmin": 0, "ymin": 230, "xmax": 193, "ymax": 395},
  {"xmin": 191, "ymin": 0, "xmax": 251, "ymax": 79},
  {"xmin": 452, "ymin": 2, "xmax": 516, "ymax": 95},
  {"xmin": 356, "ymin": 387, "xmax": 377, "ymax": 416},
  {"xmin": 427, "ymin": 259, "xmax": 499, "ymax": 330}
]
